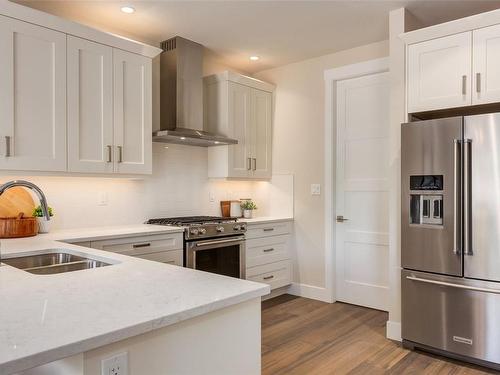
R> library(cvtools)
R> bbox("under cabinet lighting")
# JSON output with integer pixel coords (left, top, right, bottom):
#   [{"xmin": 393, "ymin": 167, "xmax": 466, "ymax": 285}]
[
  {"xmin": 180, "ymin": 137, "xmax": 186, "ymax": 140},
  {"xmin": 214, "ymin": 141, "xmax": 220, "ymax": 144},
  {"xmin": 121, "ymin": 6, "xmax": 135, "ymax": 14},
  {"xmin": 249, "ymin": 56, "xmax": 260, "ymax": 61}
]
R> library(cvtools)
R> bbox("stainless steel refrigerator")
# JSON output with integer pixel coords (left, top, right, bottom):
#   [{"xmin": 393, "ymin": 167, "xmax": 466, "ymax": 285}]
[{"xmin": 402, "ymin": 112, "xmax": 500, "ymax": 369}]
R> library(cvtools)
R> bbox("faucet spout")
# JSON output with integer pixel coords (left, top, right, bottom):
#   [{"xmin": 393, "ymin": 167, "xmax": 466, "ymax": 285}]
[{"xmin": 0, "ymin": 180, "xmax": 51, "ymax": 220}]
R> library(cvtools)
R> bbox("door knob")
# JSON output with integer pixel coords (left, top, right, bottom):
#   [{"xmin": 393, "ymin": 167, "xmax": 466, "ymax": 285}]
[{"xmin": 336, "ymin": 215, "xmax": 349, "ymax": 223}]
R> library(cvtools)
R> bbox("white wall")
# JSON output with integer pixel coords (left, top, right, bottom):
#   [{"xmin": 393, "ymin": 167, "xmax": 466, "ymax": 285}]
[{"xmin": 254, "ymin": 40, "xmax": 389, "ymax": 292}]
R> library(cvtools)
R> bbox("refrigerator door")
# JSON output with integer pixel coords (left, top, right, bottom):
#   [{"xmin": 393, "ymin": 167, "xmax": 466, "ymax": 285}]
[
  {"xmin": 401, "ymin": 118, "xmax": 462, "ymax": 276},
  {"xmin": 464, "ymin": 113, "xmax": 500, "ymax": 282},
  {"xmin": 402, "ymin": 269, "xmax": 500, "ymax": 367}
]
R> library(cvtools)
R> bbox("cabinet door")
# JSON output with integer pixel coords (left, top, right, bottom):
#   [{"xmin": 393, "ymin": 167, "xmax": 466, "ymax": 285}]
[
  {"xmin": 0, "ymin": 16, "xmax": 66, "ymax": 171},
  {"xmin": 251, "ymin": 89, "xmax": 272, "ymax": 179},
  {"xmin": 407, "ymin": 32, "xmax": 472, "ymax": 113},
  {"xmin": 227, "ymin": 82, "xmax": 252, "ymax": 178},
  {"xmin": 473, "ymin": 24, "xmax": 500, "ymax": 105},
  {"xmin": 67, "ymin": 36, "xmax": 113, "ymax": 173},
  {"xmin": 113, "ymin": 49, "xmax": 152, "ymax": 174}
]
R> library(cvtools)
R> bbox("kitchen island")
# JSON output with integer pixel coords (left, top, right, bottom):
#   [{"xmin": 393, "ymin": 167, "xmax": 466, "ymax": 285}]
[{"xmin": 0, "ymin": 226, "xmax": 269, "ymax": 375}]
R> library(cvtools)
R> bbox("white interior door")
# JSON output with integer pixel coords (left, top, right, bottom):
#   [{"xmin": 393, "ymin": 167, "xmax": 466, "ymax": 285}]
[{"xmin": 335, "ymin": 72, "xmax": 390, "ymax": 311}]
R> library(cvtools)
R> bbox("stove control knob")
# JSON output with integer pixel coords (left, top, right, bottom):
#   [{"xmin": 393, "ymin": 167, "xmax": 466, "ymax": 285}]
[
  {"xmin": 240, "ymin": 224, "xmax": 246, "ymax": 231},
  {"xmin": 216, "ymin": 226, "xmax": 225, "ymax": 233},
  {"xmin": 198, "ymin": 228, "xmax": 207, "ymax": 235},
  {"xmin": 190, "ymin": 228, "xmax": 199, "ymax": 236},
  {"xmin": 233, "ymin": 225, "xmax": 241, "ymax": 231}
]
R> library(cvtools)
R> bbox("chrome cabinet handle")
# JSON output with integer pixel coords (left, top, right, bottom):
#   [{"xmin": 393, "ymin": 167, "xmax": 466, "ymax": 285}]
[
  {"xmin": 252, "ymin": 158, "xmax": 256, "ymax": 171},
  {"xmin": 106, "ymin": 145, "xmax": 112, "ymax": 163},
  {"xmin": 263, "ymin": 228, "xmax": 274, "ymax": 232},
  {"xmin": 406, "ymin": 276, "xmax": 500, "ymax": 294},
  {"xmin": 453, "ymin": 139, "xmax": 462, "ymax": 255},
  {"xmin": 5, "ymin": 136, "xmax": 11, "ymax": 157},
  {"xmin": 195, "ymin": 237, "xmax": 245, "ymax": 247},
  {"xmin": 263, "ymin": 275, "xmax": 274, "ymax": 280},
  {"xmin": 247, "ymin": 157, "xmax": 252, "ymax": 170},
  {"xmin": 462, "ymin": 75, "xmax": 467, "ymax": 95},
  {"xmin": 117, "ymin": 145, "xmax": 123, "ymax": 163},
  {"xmin": 263, "ymin": 248, "xmax": 274, "ymax": 253},
  {"xmin": 464, "ymin": 139, "xmax": 472, "ymax": 255},
  {"xmin": 133, "ymin": 243, "xmax": 151, "ymax": 248},
  {"xmin": 476, "ymin": 73, "xmax": 481, "ymax": 93},
  {"xmin": 336, "ymin": 215, "xmax": 349, "ymax": 223}
]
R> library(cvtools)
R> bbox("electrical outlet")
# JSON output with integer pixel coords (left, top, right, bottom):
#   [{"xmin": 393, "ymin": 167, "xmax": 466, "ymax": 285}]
[
  {"xmin": 311, "ymin": 184, "xmax": 321, "ymax": 196},
  {"xmin": 209, "ymin": 191, "xmax": 215, "ymax": 202},
  {"xmin": 98, "ymin": 192, "xmax": 108, "ymax": 206},
  {"xmin": 101, "ymin": 352, "xmax": 128, "ymax": 375}
]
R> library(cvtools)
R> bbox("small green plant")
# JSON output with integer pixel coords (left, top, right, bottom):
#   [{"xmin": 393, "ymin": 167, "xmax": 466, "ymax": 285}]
[
  {"xmin": 32, "ymin": 205, "xmax": 54, "ymax": 217},
  {"xmin": 241, "ymin": 200, "xmax": 257, "ymax": 211}
]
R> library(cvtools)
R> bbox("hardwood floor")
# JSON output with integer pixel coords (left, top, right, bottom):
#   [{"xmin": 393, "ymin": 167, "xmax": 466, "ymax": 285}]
[{"xmin": 261, "ymin": 295, "xmax": 497, "ymax": 375}]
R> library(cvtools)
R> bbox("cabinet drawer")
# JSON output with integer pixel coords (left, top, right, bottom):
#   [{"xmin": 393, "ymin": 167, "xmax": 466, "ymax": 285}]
[
  {"xmin": 246, "ymin": 235, "xmax": 289, "ymax": 268},
  {"xmin": 245, "ymin": 221, "xmax": 291, "ymax": 239},
  {"xmin": 247, "ymin": 260, "xmax": 291, "ymax": 290},
  {"xmin": 136, "ymin": 250, "xmax": 183, "ymax": 267},
  {"xmin": 90, "ymin": 233, "xmax": 183, "ymax": 256}
]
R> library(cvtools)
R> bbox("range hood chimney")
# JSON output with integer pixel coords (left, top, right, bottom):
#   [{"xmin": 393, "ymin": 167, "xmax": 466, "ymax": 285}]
[{"xmin": 153, "ymin": 36, "xmax": 237, "ymax": 146}]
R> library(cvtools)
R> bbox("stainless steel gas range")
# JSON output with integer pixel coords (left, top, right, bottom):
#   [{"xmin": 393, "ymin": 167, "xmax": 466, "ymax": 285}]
[{"xmin": 146, "ymin": 216, "xmax": 246, "ymax": 279}]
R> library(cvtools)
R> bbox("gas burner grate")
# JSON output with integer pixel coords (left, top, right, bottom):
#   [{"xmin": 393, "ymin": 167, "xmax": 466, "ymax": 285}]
[{"xmin": 147, "ymin": 216, "xmax": 238, "ymax": 226}]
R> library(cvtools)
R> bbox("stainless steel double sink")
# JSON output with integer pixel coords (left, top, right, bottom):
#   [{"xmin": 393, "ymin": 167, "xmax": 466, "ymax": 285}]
[{"xmin": 2, "ymin": 250, "xmax": 112, "ymax": 275}]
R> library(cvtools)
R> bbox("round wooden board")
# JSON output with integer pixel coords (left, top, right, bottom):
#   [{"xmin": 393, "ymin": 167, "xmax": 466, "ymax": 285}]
[{"xmin": 0, "ymin": 187, "xmax": 36, "ymax": 218}]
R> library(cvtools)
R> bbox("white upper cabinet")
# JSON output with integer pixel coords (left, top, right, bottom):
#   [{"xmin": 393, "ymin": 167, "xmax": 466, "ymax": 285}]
[
  {"xmin": 473, "ymin": 24, "xmax": 500, "ymax": 105},
  {"xmin": 67, "ymin": 36, "xmax": 114, "ymax": 173},
  {"xmin": 206, "ymin": 71, "xmax": 274, "ymax": 180},
  {"xmin": 0, "ymin": 4, "xmax": 160, "ymax": 174},
  {"xmin": 251, "ymin": 89, "xmax": 273, "ymax": 179},
  {"xmin": 0, "ymin": 16, "xmax": 67, "ymax": 171},
  {"xmin": 407, "ymin": 32, "xmax": 472, "ymax": 113},
  {"xmin": 113, "ymin": 49, "xmax": 152, "ymax": 174}
]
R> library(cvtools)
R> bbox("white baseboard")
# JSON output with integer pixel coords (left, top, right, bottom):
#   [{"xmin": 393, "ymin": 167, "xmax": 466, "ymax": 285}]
[
  {"xmin": 287, "ymin": 282, "xmax": 334, "ymax": 303},
  {"xmin": 386, "ymin": 320, "xmax": 402, "ymax": 342}
]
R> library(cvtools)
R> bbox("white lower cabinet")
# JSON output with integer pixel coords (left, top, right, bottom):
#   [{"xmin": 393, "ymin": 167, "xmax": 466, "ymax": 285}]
[
  {"xmin": 90, "ymin": 232, "xmax": 183, "ymax": 266},
  {"xmin": 245, "ymin": 220, "xmax": 292, "ymax": 290}
]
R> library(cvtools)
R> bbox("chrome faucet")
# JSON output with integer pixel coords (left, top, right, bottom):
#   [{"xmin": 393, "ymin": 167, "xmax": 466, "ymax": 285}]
[{"xmin": 0, "ymin": 180, "xmax": 51, "ymax": 220}]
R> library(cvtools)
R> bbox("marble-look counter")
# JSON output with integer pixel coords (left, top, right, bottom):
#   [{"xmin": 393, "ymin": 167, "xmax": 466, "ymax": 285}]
[{"xmin": 0, "ymin": 225, "xmax": 269, "ymax": 375}]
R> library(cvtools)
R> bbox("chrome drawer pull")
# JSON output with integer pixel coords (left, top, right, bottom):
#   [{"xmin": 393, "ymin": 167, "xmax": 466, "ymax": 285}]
[
  {"xmin": 406, "ymin": 276, "xmax": 500, "ymax": 294},
  {"xmin": 263, "ymin": 248, "xmax": 274, "ymax": 253},
  {"xmin": 263, "ymin": 228, "xmax": 274, "ymax": 232},
  {"xmin": 133, "ymin": 243, "xmax": 151, "ymax": 248},
  {"xmin": 106, "ymin": 145, "xmax": 112, "ymax": 162},
  {"xmin": 263, "ymin": 275, "xmax": 274, "ymax": 280},
  {"xmin": 117, "ymin": 145, "xmax": 123, "ymax": 163}
]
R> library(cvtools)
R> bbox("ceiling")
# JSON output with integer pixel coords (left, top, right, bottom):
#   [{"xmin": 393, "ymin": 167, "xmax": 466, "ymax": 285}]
[{"xmin": 13, "ymin": 0, "xmax": 500, "ymax": 73}]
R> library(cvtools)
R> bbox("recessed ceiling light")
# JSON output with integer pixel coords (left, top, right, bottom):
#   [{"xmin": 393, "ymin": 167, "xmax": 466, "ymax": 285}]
[
  {"xmin": 214, "ymin": 141, "xmax": 220, "ymax": 144},
  {"xmin": 180, "ymin": 137, "xmax": 186, "ymax": 140},
  {"xmin": 249, "ymin": 56, "xmax": 260, "ymax": 61},
  {"xmin": 121, "ymin": 6, "xmax": 135, "ymax": 14}
]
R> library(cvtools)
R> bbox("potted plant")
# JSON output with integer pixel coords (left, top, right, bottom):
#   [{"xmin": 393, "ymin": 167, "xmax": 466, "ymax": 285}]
[
  {"xmin": 240, "ymin": 200, "xmax": 257, "ymax": 219},
  {"xmin": 32, "ymin": 205, "xmax": 54, "ymax": 233}
]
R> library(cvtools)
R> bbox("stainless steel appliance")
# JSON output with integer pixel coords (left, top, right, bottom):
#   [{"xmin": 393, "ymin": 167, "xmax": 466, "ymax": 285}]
[
  {"xmin": 146, "ymin": 216, "xmax": 246, "ymax": 278},
  {"xmin": 152, "ymin": 37, "xmax": 238, "ymax": 146},
  {"xmin": 402, "ymin": 113, "xmax": 500, "ymax": 369}
]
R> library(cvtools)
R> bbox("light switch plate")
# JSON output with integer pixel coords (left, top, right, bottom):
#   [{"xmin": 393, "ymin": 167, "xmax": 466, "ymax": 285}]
[
  {"xmin": 98, "ymin": 192, "xmax": 108, "ymax": 206},
  {"xmin": 101, "ymin": 352, "xmax": 128, "ymax": 375},
  {"xmin": 311, "ymin": 184, "xmax": 321, "ymax": 196}
]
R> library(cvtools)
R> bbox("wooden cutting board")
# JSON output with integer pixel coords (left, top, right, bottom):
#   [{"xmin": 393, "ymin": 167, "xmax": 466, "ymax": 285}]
[{"xmin": 0, "ymin": 187, "xmax": 36, "ymax": 218}]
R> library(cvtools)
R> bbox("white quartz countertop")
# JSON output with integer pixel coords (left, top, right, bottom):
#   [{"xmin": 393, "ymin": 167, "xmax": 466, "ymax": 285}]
[
  {"xmin": 0, "ymin": 226, "xmax": 270, "ymax": 375},
  {"xmin": 239, "ymin": 216, "xmax": 293, "ymax": 224}
]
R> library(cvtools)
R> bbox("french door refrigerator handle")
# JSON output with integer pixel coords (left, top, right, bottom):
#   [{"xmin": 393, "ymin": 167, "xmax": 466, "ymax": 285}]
[
  {"xmin": 453, "ymin": 139, "xmax": 462, "ymax": 255},
  {"xmin": 406, "ymin": 275, "xmax": 500, "ymax": 294},
  {"xmin": 464, "ymin": 139, "xmax": 473, "ymax": 256}
]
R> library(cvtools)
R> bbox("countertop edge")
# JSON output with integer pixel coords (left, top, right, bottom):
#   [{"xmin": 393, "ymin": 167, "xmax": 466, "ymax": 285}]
[{"xmin": 1, "ymin": 284, "xmax": 269, "ymax": 375}]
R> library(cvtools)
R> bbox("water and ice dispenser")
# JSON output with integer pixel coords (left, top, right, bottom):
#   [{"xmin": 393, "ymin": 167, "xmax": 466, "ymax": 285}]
[{"xmin": 409, "ymin": 175, "xmax": 443, "ymax": 226}]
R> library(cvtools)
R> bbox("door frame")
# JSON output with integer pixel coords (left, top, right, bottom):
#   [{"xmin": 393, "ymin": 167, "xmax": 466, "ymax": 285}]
[{"xmin": 323, "ymin": 57, "xmax": 389, "ymax": 303}]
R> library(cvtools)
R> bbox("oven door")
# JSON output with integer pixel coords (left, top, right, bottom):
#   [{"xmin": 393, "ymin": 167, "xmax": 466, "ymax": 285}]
[{"xmin": 186, "ymin": 236, "xmax": 246, "ymax": 279}]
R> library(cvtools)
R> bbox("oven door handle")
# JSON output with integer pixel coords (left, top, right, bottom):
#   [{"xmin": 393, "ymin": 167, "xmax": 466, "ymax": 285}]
[{"xmin": 195, "ymin": 237, "xmax": 245, "ymax": 247}]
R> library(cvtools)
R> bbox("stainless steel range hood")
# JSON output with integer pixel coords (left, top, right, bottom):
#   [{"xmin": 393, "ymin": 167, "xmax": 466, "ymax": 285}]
[{"xmin": 153, "ymin": 36, "xmax": 237, "ymax": 147}]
